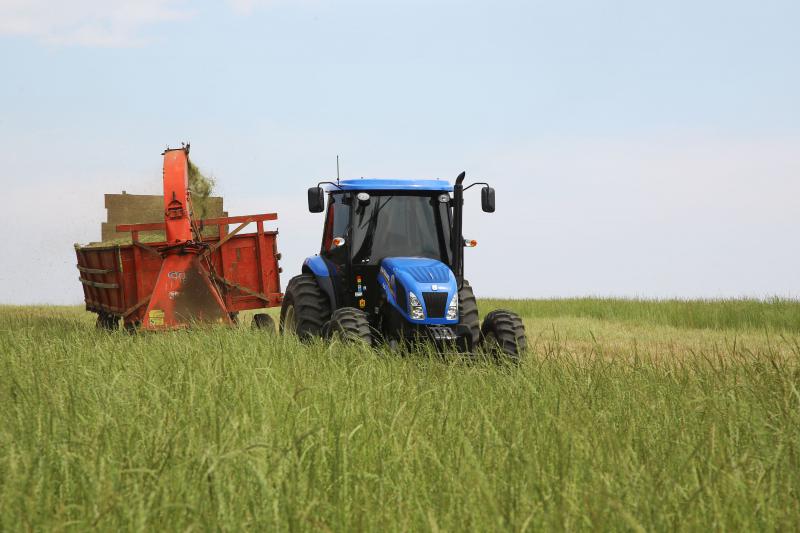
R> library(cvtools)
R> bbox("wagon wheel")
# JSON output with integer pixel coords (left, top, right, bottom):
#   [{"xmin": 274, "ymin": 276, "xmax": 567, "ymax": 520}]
[
  {"xmin": 252, "ymin": 313, "xmax": 276, "ymax": 332},
  {"xmin": 95, "ymin": 312, "xmax": 119, "ymax": 331}
]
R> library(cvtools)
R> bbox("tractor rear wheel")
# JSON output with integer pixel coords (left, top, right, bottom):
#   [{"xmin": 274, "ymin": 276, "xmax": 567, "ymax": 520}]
[
  {"xmin": 481, "ymin": 309, "xmax": 527, "ymax": 361},
  {"xmin": 279, "ymin": 274, "xmax": 331, "ymax": 340},
  {"xmin": 323, "ymin": 307, "xmax": 373, "ymax": 345},
  {"xmin": 459, "ymin": 280, "xmax": 480, "ymax": 349},
  {"xmin": 252, "ymin": 313, "xmax": 276, "ymax": 332}
]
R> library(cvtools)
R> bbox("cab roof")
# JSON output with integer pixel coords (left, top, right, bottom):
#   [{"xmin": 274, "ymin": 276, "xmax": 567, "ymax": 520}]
[{"xmin": 325, "ymin": 178, "xmax": 453, "ymax": 192}]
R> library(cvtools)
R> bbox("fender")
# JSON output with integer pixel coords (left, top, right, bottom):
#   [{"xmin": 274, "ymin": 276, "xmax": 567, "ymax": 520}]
[{"xmin": 302, "ymin": 256, "xmax": 337, "ymax": 309}]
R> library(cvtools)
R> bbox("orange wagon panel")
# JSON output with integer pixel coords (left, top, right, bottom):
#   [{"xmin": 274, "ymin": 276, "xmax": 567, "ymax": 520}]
[{"xmin": 75, "ymin": 217, "xmax": 283, "ymax": 327}]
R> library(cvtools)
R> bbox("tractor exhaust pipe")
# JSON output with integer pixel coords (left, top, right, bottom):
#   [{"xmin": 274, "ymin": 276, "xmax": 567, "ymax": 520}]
[{"xmin": 452, "ymin": 171, "xmax": 466, "ymax": 287}]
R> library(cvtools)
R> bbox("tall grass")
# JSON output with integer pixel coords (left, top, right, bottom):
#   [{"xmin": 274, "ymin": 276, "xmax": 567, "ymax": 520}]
[
  {"xmin": 483, "ymin": 297, "xmax": 800, "ymax": 332},
  {"xmin": 0, "ymin": 303, "xmax": 798, "ymax": 531}
]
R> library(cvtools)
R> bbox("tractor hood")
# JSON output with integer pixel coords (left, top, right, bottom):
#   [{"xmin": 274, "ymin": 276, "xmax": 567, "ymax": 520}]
[{"xmin": 378, "ymin": 257, "xmax": 458, "ymax": 325}]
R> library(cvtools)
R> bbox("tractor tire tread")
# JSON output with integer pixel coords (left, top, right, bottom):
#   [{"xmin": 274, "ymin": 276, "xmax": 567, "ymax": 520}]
[
  {"xmin": 481, "ymin": 309, "xmax": 527, "ymax": 360},
  {"xmin": 280, "ymin": 274, "xmax": 331, "ymax": 340},
  {"xmin": 459, "ymin": 280, "xmax": 480, "ymax": 348},
  {"xmin": 324, "ymin": 307, "xmax": 373, "ymax": 345}
]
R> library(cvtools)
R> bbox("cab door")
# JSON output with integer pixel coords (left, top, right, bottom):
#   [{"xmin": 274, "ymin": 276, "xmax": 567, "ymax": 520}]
[{"xmin": 320, "ymin": 192, "xmax": 351, "ymax": 306}]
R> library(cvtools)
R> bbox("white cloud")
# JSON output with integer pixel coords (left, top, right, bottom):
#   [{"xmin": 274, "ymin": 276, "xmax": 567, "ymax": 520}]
[
  {"xmin": 0, "ymin": 0, "xmax": 192, "ymax": 46},
  {"xmin": 227, "ymin": 0, "xmax": 261, "ymax": 15},
  {"xmin": 226, "ymin": 0, "xmax": 320, "ymax": 16}
]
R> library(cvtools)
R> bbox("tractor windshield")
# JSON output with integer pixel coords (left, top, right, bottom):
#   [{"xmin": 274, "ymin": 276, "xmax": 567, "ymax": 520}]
[{"xmin": 351, "ymin": 193, "xmax": 451, "ymax": 265}]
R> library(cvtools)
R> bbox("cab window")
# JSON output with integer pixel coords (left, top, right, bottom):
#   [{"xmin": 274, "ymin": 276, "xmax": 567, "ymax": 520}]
[{"xmin": 321, "ymin": 192, "xmax": 350, "ymax": 253}]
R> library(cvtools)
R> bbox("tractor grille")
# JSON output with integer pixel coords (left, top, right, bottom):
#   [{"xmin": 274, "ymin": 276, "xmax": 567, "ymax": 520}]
[{"xmin": 423, "ymin": 292, "xmax": 448, "ymax": 318}]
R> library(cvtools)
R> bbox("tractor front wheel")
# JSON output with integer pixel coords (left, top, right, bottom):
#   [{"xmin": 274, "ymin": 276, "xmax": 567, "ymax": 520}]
[
  {"xmin": 322, "ymin": 307, "xmax": 373, "ymax": 345},
  {"xmin": 279, "ymin": 274, "xmax": 331, "ymax": 340},
  {"xmin": 481, "ymin": 309, "xmax": 527, "ymax": 361}
]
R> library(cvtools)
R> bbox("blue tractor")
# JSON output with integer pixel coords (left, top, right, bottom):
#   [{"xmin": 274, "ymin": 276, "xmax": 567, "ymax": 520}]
[{"xmin": 279, "ymin": 173, "xmax": 527, "ymax": 359}]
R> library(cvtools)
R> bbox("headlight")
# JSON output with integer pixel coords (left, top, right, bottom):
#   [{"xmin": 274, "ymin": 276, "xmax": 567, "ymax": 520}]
[
  {"xmin": 446, "ymin": 293, "xmax": 458, "ymax": 320},
  {"xmin": 408, "ymin": 291, "xmax": 425, "ymax": 320}
]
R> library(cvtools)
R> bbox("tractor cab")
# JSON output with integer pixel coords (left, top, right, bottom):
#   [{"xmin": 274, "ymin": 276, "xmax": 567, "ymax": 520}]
[
  {"xmin": 315, "ymin": 181, "xmax": 455, "ymax": 315},
  {"xmin": 281, "ymin": 174, "xmax": 526, "ymax": 359}
]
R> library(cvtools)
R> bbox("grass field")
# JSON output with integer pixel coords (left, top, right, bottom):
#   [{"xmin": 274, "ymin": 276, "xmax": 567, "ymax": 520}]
[{"xmin": 1, "ymin": 300, "xmax": 799, "ymax": 531}]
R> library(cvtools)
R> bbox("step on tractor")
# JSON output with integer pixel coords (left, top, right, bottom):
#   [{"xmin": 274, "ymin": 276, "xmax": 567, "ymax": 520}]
[{"xmin": 279, "ymin": 173, "xmax": 528, "ymax": 359}]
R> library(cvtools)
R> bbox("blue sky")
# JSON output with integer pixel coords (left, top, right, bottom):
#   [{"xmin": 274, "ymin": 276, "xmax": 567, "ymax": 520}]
[{"xmin": 0, "ymin": 0, "xmax": 798, "ymax": 303}]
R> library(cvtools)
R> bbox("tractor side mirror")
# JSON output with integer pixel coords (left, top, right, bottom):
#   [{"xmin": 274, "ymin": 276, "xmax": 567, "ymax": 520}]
[
  {"xmin": 481, "ymin": 186, "xmax": 495, "ymax": 213},
  {"xmin": 308, "ymin": 187, "xmax": 325, "ymax": 213}
]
